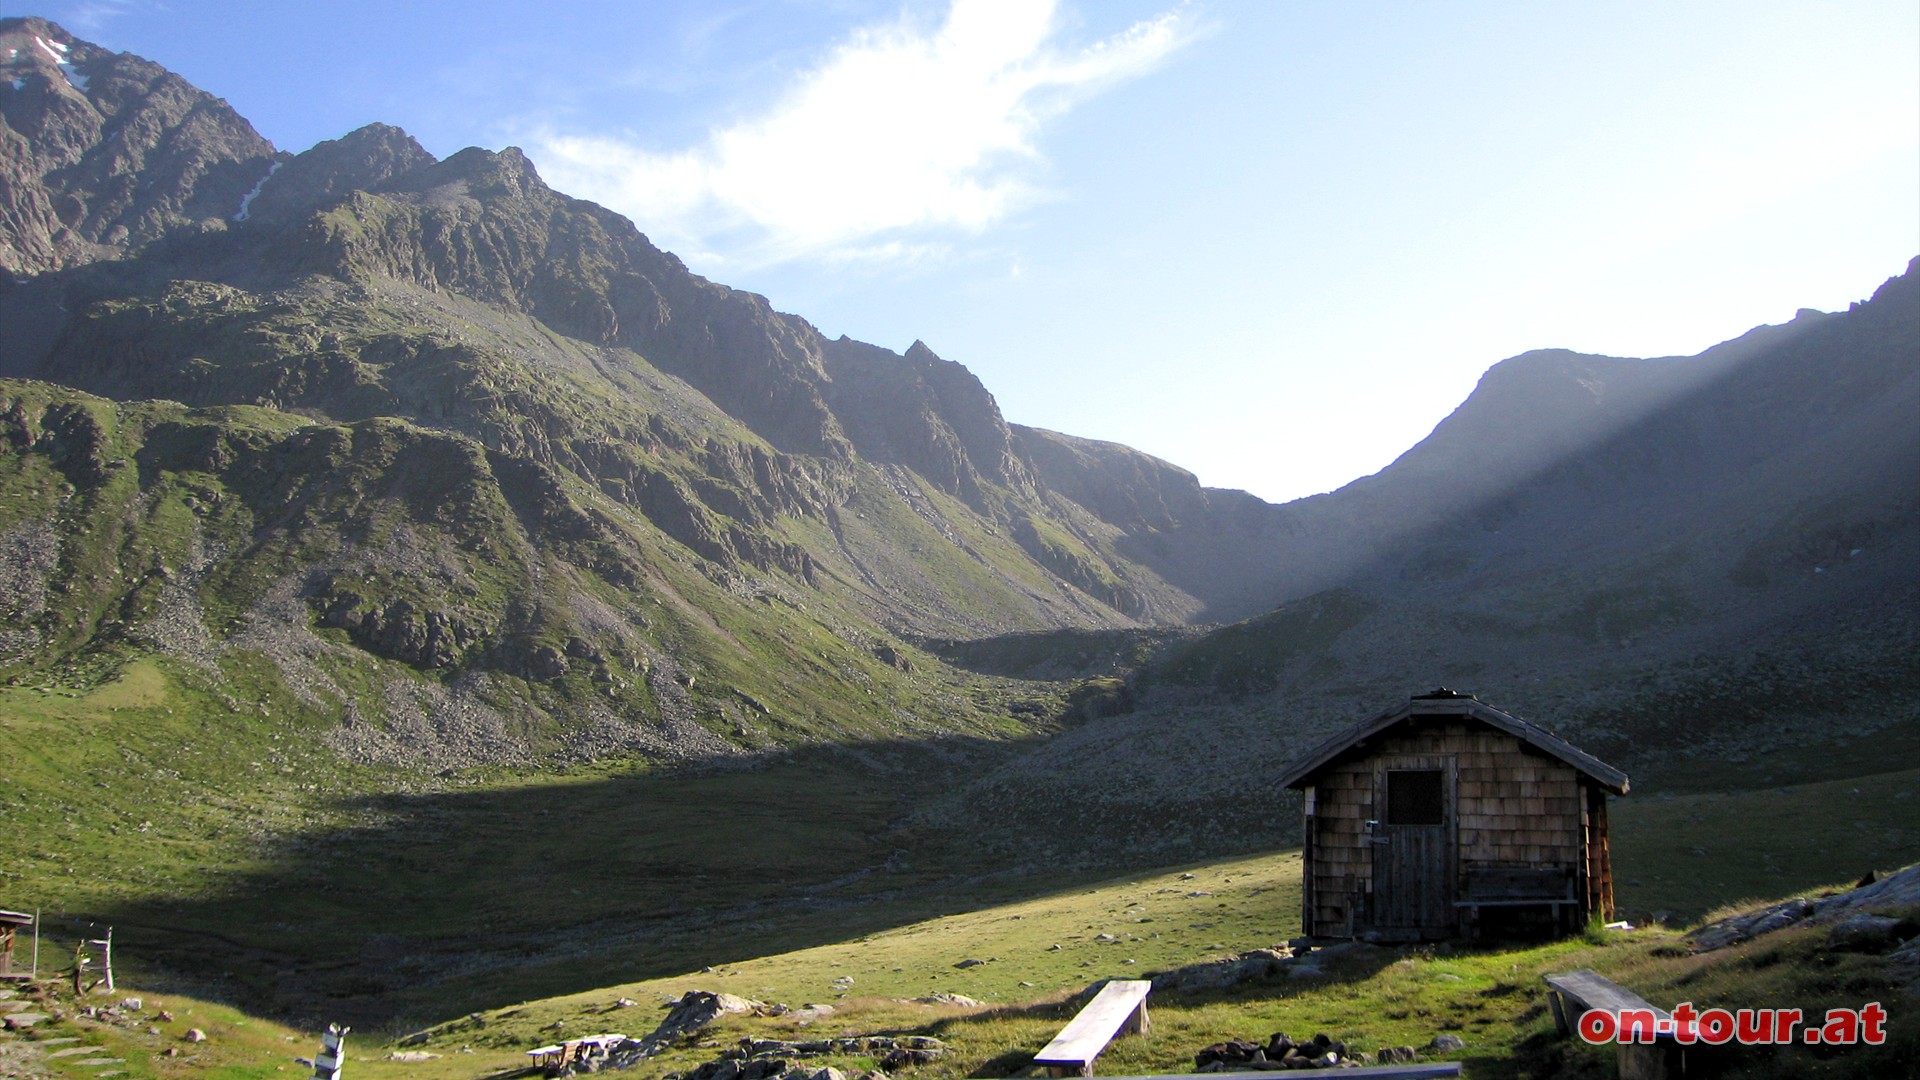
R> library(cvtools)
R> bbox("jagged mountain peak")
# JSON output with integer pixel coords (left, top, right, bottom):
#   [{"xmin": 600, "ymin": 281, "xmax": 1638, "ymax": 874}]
[
  {"xmin": 1, "ymin": 15, "xmax": 91, "ymax": 76},
  {"xmin": 398, "ymin": 143, "xmax": 544, "ymax": 197},
  {"xmin": 241, "ymin": 122, "xmax": 434, "ymax": 222},
  {"xmin": 1, "ymin": 17, "xmax": 276, "ymax": 275}
]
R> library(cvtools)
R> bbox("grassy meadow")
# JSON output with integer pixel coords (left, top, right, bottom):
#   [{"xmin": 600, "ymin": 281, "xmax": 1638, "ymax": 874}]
[
  {"xmin": 6, "ymin": 841, "xmax": 1915, "ymax": 1080},
  {"xmin": 3, "ymin": 634, "xmax": 1916, "ymax": 1079}
]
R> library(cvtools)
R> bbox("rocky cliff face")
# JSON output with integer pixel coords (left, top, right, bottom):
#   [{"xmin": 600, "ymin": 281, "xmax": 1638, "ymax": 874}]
[{"xmin": 0, "ymin": 16, "xmax": 279, "ymax": 275}]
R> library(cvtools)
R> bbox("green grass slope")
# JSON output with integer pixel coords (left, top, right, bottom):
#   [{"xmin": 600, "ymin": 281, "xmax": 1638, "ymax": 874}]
[{"xmin": 11, "ymin": 807, "xmax": 1910, "ymax": 1080}]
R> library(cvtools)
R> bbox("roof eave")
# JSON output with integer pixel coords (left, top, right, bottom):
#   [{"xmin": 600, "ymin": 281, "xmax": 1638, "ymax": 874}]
[{"xmin": 1277, "ymin": 697, "xmax": 1630, "ymax": 796}]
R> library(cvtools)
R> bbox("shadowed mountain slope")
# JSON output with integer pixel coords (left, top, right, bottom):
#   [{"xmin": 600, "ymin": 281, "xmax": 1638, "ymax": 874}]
[{"xmin": 932, "ymin": 260, "xmax": 1919, "ymax": 864}]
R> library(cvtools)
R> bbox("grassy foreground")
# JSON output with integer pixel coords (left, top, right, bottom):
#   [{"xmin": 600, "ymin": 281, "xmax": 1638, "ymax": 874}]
[
  {"xmin": 4, "ymin": 657, "xmax": 1915, "ymax": 1078},
  {"xmin": 8, "ymin": 838, "xmax": 1915, "ymax": 1080}
]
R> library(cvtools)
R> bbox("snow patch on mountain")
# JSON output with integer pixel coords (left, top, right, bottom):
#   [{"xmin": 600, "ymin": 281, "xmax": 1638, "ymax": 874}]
[{"xmin": 234, "ymin": 161, "xmax": 284, "ymax": 221}]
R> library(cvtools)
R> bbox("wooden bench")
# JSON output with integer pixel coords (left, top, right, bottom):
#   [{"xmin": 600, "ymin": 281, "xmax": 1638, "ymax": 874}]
[
  {"xmin": 1032, "ymin": 979, "xmax": 1151, "ymax": 1077},
  {"xmin": 1544, "ymin": 969, "xmax": 1684, "ymax": 1080},
  {"xmin": 1457, "ymin": 866, "xmax": 1579, "ymax": 937}
]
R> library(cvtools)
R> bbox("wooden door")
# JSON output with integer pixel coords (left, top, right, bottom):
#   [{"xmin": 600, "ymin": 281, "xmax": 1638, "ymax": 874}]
[{"xmin": 1370, "ymin": 761, "xmax": 1455, "ymax": 938}]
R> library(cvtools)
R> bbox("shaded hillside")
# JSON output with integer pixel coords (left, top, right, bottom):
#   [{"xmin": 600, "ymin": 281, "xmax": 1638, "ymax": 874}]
[{"xmin": 932, "ymin": 259, "xmax": 1920, "ymax": 865}]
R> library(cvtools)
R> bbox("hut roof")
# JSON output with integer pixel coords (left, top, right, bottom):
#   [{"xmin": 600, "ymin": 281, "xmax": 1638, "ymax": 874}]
[
  {"xmin": 0, "ymin": 910, "xmax": 32, "ymax": 927},
  {"xmin": 1275, "ymin": 689, "xmax": 1630, "ymax": 795}
]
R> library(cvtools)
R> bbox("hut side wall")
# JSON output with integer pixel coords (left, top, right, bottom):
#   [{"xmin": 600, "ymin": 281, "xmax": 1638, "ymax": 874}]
[{"xmin": 1304, "ymin": 718, "xmax": 1589, "ymax": 938}]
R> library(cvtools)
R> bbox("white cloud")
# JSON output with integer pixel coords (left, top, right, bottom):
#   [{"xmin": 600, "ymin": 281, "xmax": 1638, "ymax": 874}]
[
  {"xmin": 55, "ymin": 0, "xmax": 142, "ymax": 38},
  {"xmin": 525, "ymin": 0, "xmax": 1195, "ymax": 268}
]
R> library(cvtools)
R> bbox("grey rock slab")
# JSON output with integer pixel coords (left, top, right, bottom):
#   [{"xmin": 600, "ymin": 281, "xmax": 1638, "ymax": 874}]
[{"xmin": 1827, "ymin": 913, "xmax": 1903, "ymax": 951}]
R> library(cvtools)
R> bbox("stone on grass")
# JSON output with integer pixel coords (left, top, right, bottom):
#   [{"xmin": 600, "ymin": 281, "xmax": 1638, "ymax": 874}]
[
  {"xmin": 1827, "ymin": 913, "xmax": 1903, "ymax": 952},
  {"xmin": 1688, "ymin": 897, "xmax": 1815, "ymax": 952}
]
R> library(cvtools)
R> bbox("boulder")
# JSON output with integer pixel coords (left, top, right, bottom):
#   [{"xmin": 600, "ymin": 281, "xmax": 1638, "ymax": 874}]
[
  {"xmin": 876, "ymin": 1049, "xmax": 935, "ymax": 1072},
  {"xmin": 1691, "ymin": 863, "xmax": 1920, "ymax": 953},
  {"xmin": 1814, "ymin": 863, "xmax": 1920, "ymax": 921},
  {"xmin": 615, "ymin": 991, "xmax": 764, "ymax": 1061},
  {"xmin": 1887, "ymin": 936, "xmax": 1920, "ymax": 996},
  {"xmin": 912, "ymin": 994, "xmax": 982, "ymax": 1007},
  {"xmin": 1688, "ymin": 897, "xmax": 1814, "ymax": 952},
  {"xmin": 1193, "ymin": 1039, "xmax": 1262, "ymax": 1069},
  {"xmin": 1826, "ymin": 913, "xmax": 1904, "ymax": 952}
]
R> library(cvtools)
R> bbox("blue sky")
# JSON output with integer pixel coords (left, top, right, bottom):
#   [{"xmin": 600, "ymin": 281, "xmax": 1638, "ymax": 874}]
[{"xmin": 36, "ymin": 0, "xmax": 1920, "ymax": 502}]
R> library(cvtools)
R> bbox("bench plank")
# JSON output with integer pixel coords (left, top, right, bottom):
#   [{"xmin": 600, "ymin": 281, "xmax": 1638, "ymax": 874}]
[
  {"xmin": 1033, "ymin": 980, "xmax": 1152, "ymax": 1076},
  {"xmin": 1544, "ymin": 969, "xmax": 1671, "ymax": 1021}
]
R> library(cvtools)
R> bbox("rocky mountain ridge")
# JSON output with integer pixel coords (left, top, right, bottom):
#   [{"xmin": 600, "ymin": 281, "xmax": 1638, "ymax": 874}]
[
  {"xmin": 2, "ymin": 15, "xmax": 1915, "ymax": 785},
  {"xmin": 0, "ymin": 17, "xmax": 1331, "ymax": 774},
  {"xmin": 0, "ymin": 16, "xmax": 278, "ymax": 274}
]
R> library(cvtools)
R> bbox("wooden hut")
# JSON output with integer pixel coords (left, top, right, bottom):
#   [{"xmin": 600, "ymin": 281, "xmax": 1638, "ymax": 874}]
[{"xmin": 1277, "ymin": 690, "xmax": 1629, "ymax": 942}]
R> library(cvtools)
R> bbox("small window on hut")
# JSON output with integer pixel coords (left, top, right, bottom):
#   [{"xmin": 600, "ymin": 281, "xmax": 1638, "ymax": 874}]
[{"xmin": 1386, "ymin": 769, "xmax": 1444, "ymax": 826}]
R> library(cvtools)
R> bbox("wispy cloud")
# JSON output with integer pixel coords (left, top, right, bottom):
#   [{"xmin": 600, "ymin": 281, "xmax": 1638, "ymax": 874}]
[
  {"xmin": 523, "ymin": 0, "xmax": 1196, "ymax": 268},
  {"xmin": 54, "ymin": 0, "xmax": 145, "ymax": 38}
]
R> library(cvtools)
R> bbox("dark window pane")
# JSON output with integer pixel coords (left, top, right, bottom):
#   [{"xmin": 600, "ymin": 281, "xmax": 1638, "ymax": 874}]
[{"xmin": 1387, "ymin": 769, "xmax": 1444, "ymax": 825}]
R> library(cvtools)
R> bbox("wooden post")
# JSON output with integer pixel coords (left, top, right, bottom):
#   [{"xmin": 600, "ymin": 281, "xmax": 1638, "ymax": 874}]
[{"xmin": 30, "ymin": 910, "xmax": 37, "ymax": 979}]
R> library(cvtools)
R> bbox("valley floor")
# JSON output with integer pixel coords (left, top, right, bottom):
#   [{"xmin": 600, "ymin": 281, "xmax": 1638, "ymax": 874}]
[{"xmin": 5, "ymin": 792, "xmax": 1916, "ymax": 1080}]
